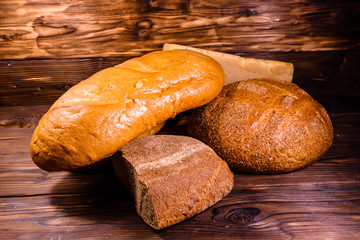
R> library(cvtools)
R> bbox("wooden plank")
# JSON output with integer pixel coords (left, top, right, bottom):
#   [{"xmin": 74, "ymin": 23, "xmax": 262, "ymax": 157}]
[
  {"xmin": 0, "ymin": 57, "xmax": 127, "ymax": 106},
  {"xmin": 1, "ymin": 50, "xmax": 360, "ymax": 110},
  {"xmin": 0, "ymin": 113, "xmax": 359, "ymax": 239},
  {"xmin": 0, "ymin": 191, "xmax": 359, "ymax": 239},
  {"xmin": 0, "ymin": 0, "xmax": 359, "ymax": 59},
  {"xmin": 0, "ymin": 105, "xmax": 49, "ymax": 128}
]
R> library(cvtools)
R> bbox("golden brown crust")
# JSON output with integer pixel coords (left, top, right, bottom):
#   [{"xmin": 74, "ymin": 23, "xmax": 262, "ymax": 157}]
[
  {"xmin": 30, "ymin": 50, "xmax": 224, "ymax": 172},
  {"xmin": 188, "ymin": 79, "xmax": 333, "ymax": 174},
  {"xmin": 112, "ymin": 135, "xmax": 234, "ymax": 229}
]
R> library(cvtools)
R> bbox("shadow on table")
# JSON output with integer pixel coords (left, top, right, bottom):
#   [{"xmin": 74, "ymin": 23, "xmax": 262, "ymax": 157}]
[
  {"xmin": 47, "ymin": 156, "xmax": 251, "ymax": 239},
  {"xmin": 48, "ymin": 161, "xmax": 162, "ymax": 237}
]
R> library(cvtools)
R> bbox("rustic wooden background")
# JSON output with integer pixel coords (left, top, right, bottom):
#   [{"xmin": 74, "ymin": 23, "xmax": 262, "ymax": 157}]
[
  {"xmin": 0, "ymin": 0, "xmax": 359, "ymax": 239},
  {"xmin": 1, "ymin": 0, "xmax": 359, "ymax": 111}
]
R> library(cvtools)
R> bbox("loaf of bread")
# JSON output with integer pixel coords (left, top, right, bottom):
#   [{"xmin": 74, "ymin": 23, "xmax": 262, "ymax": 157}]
[
  {"xmin": 188, "ymin": 79, "xmax": 333, "ymax": 174},
  {"xmin": 112, "ymin": 135, "xmax": 234, "ymax": 229},
  {"xmin": 164, "ymin": 43, "xmax": 294, "ymax": 84},
  {"xmin": 30, "ymin": 50, "xmax": 224, "ymax": 171}
]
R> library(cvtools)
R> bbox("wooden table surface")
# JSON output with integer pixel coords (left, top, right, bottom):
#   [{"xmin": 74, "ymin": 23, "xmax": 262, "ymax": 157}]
[
  {"xmin": 0, "ymin": 109, "xmax": 359, "ymax": 239},
  {"xmin": 0, "ymin": 0, "xmax": 359, "ymax": 239}
]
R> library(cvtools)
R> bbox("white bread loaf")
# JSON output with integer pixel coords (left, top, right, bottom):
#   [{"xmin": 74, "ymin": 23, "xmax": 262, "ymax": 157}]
[
  {"xmin": 30, "ymin": 50, "xmax": 224, "ymax": 172},
  {"xmin": 112, "ymin": 135, "xmax": 234, "ymax": 229}
]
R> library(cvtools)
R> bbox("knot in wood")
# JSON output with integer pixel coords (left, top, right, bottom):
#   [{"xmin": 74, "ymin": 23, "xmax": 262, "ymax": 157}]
[
  {"xmin": 239, "ymin": 9, "xmax": 258, "ymax": 17},
  {"xmin": 33, "ymin": 16, "xmax": 46, "ymax": 27},
  {"xmin": 224, "ymin": 207, "xmax": 260, "ymax": 225},
  {"xmin": 33, "ymin": 16, "xmax": 76, "ymax": 38},
  {"xmin": 149, "ymin": 0, "xmax": 160, "ymax": 8},
  {"xmin": 138, "ymin": 29, "xmax": 150, "ymax": 39},
  {"xmin": 134, "ymin": 19, "xmax": 153, "ymax": 39},
  {"xmin": 134, "ymin": 19, "xmax": 153, "ymax": 30}
]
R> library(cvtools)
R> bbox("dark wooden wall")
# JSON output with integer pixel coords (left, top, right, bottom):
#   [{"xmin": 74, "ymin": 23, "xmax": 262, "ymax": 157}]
[{"xmin": 1, "ymin": 0, "xmax": 359, "ymax": 111}]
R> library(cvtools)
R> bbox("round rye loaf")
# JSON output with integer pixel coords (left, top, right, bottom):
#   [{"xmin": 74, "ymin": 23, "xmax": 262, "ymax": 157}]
[{"xmin": 188, "ymin": 79, "xmax": 333, "ymax": 174}]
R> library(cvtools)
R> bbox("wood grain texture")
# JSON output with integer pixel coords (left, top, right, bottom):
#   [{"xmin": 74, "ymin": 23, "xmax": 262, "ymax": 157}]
[
  {"xmin": 0, "ymin": 0, "xmax": 359, "ymax": 60},
  {"xmin": 0, "ymin": 113, "xmax": 359, "ymax": 239},
  {"xmin": 0, "ymin": 0, "xmax": 359, "ymax": 237},
  {"xmin": 1, "ymin": 50, "xmax": 360, "ymax": 110},
  {"xmin": 0, "ymin": 105, "xmax": 49, "ymax": 128},
  {"xmin": 0, "ymin": 57, "xmax": 127, "ymax": 106}
]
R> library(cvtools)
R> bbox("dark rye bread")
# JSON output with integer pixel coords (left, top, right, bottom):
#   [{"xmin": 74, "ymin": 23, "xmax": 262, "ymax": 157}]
[
  {"xmin": 188, "ymin": 79, "xmax": 333, "ymax": 174},
  {"xmin": 111, "ymin": 135, "xmax": 233, "ymax": 229}
]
